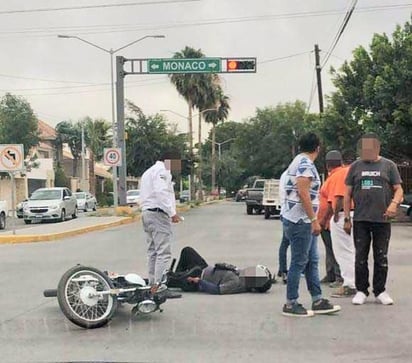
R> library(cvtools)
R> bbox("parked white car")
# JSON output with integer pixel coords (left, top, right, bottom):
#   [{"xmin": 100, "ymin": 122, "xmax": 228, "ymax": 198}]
[
  {"xmin": 23, "ymin": 187, "xmax": 77, "ymax": 224},
  {"xmin": 126, "ymin": 189, "xmax": 140, "ymax": 206},
  {"xmin": 74, "ymin": 192, "xmax": 97, "ymax": 212}
]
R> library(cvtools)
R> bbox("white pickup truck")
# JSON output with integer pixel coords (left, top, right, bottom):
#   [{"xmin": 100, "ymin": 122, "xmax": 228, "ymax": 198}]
[
  {"xmin": 0, "ymin": 200, "xmax": 7, "ymax": 229},
  {"xmin": 262, "ymin": 179, "xmax": 281, "ymax": 219}
]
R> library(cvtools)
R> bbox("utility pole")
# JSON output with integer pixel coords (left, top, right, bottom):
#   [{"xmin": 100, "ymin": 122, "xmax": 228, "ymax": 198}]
[
  {"xmin": 81, "ymin": 122, "xmax": 87, "ymax": 191},
  {"xmin": 116, "ymin": 56, "xmax": 127, "ymax": 206},
  {"xmin": 314, "ymin": 44, "xmax": 324, "ymax": 114}
]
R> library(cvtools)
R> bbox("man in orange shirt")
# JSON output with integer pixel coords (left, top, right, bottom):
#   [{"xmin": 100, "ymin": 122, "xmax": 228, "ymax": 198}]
[
  {"xmin": 327, "ymin": 151, "xmax": 356, "ymax": 298},
  {"xmin": 318, "ymin": 151, "xmax": 342, "ymax": 286}
]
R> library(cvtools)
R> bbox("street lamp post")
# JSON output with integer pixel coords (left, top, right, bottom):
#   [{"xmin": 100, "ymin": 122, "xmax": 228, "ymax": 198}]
[
  {"xmin": 206, "ymin": 137, "xmax": 235, "ymax": 191},
  {"xmin": 80, "ymin": 121, "xmax": 86, "ymax": 191},
  {"xmin": 58, "ymin": 34, "xmax": 165, "ymax": 206}
]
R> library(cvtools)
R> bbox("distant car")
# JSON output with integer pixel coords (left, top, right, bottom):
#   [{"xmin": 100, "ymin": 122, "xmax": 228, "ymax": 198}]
[
  {"xmin": 126, "ymin": 189, "xmax": 140, "ymax": 206},
  {"xmin": 23, "ymin": 187, "xmax": 77, "ymax": 224},
  {"xmin": 16, "ymin": 199, "xmax": 28, "ymax": 218},
  {"xmin": 74, "ymin": 192, "xmax": 97, "ymax": 212},
  {"xmin": 179, "ymin": 190, "xmax": 190, "ymax": 203}
]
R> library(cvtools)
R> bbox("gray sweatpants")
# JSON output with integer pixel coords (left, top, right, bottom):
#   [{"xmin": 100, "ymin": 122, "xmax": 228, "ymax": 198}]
[{"xmin": 142, "ymin": 210, "xmax": 172, "ymax": 284}]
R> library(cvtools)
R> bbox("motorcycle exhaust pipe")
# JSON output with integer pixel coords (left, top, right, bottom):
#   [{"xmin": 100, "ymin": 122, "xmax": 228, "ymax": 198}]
[{"xmin": 43, "ymin": 289, "xmax": 57, "ymax": 298}]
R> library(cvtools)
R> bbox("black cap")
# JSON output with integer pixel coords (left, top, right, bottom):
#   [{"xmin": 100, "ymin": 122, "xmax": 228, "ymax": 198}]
[{"xmin": 325, "ymin": 150, "xmax": 342, "ymax": 161}]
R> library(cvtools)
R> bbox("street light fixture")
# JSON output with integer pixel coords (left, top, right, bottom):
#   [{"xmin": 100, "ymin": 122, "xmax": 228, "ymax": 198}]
[
  {"xmin": 160, "ymin": 108, "xmax": 217, "ymax": 122},
  {"xmin": 58, "ymin": 34, "xmax": 165, "ymax": 206},
  {"xmin": 205, "ymin": 138, "xmax": 235, "ymax": 160}
]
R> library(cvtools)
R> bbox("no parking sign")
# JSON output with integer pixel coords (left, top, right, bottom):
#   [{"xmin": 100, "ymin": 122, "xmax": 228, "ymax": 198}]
[
  {"xmin": 103, "ymin": 148, "xmax": 122, "ymax": 167},
  {"xmin": 0, "ymin": 144, "xmax": 24, "ymax": 171}
]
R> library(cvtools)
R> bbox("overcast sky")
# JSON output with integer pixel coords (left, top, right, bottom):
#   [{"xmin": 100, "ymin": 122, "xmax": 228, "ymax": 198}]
[{"xmin": 0, "ymin": 0, "xmax": 411, "ymax": 137}]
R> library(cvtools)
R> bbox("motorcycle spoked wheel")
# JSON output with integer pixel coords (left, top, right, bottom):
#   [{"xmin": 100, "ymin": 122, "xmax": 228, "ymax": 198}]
[{"xmin": 57, "ymin": 265, "xmax": 118, "ymax": 329}]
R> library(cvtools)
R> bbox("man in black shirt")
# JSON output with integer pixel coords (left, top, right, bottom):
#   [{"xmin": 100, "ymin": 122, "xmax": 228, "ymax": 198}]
[{"xmin": 344, "ymin": 133, "xmax": 403, "ymax": 305}]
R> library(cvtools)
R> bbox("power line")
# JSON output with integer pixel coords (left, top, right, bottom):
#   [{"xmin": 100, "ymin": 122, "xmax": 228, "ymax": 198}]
[
  {"xmin": 0, "ymin": 3, "xmax": 410, "ymax": 37},
  {"xmin": 0, "ymin": 73, "xmax": 97, "ymax": 85},
  {"xmin": 0, "ymin": 77, "xmax": 168, "ymax": 92},
  {"xmin": 10, "ymin": 79, "xmax": 169, "ymax": 97},
  {"xmin": 259, "ymin": 51, "xmax": 311, "ymax": 65},
  {"xmin": 0, "ymin": 51, "xmax": 310, "ymax": 89},
  {"xmin": 306, "ymin": 70, "xmax": 317, "ymax": 113},
  {"xmin": 0, "ymin": 0, "xmax": 200, "ymax": 15},
  {"xmin": 321, "ymin": 0, "xmax": 358, "ymax": 69}
]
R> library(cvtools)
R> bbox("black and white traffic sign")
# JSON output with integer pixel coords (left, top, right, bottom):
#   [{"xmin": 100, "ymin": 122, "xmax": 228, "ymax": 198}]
[
  {"xmin": 0, "ymin": 144, "xmax": 24, "ymax": 171},
  {"xmin": 103, "ymin": 148, "xmax": 122, "ymax": 166}
]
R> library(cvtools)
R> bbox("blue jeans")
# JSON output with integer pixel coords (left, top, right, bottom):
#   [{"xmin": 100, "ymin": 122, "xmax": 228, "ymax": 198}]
[
  {"xmin": 278, "ymin": 230, "xmax": 290, "ymax": 273},
  {"xmin": 282, "ymin": 218, "xmax": 322, "ymax": 304}
]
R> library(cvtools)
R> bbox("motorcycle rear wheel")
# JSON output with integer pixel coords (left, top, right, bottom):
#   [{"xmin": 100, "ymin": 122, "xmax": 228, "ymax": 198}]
[{"xmin": 57, "ymin": 265, "xmax": 118, "ymax": 329}]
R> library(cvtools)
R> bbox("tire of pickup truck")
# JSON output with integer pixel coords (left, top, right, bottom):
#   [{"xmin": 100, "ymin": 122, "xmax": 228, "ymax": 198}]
[
  {"xmin": 0, "ymin": 212, "xmax": 5, "ymax": 230},
  {"xmin": 264, "ymin": 208, "xmax": 270, "ymax": 219},
  {"xmin": 246, "ymin": 205, "xmax": 253, "ymax": 215}
]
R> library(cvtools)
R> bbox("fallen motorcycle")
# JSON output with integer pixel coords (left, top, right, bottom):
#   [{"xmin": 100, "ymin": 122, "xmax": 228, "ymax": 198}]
[{"xmin": 44, "ymin": 264, "xmax": 172, "ymax": 329}]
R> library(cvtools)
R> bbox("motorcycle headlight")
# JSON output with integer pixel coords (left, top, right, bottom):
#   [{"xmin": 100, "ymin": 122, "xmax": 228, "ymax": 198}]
[{"xmin": 138, "ymin": 300, "xmax": 157, "ymax": 314}]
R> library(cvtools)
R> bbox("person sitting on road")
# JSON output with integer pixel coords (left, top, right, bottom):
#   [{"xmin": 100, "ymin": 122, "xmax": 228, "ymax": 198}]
[{"xmin": 167, "ymin": 246, "xmax": 273, "ymax": 294}]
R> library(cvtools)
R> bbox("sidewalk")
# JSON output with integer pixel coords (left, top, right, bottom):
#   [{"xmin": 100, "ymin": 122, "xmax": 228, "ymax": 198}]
[
  {"xmin": 0, "ymin": 215, "xmax": 136, "ymax": 244},
  {"xmin": 0, "ymin": 199, "xmax": 225, "ymax": 244}
]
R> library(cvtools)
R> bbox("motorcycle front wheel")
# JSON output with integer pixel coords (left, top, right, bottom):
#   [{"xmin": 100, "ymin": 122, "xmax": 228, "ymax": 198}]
[{"xmin": 57, "ymin": 265, "xmax": 118, "ymax": 329}]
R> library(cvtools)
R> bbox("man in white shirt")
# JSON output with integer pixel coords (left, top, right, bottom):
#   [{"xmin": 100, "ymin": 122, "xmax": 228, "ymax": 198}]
[
  {"xmin": 277, "ymin": 169, "xmax": 290, "ymax": 283},
  {"xmin": 140, "ymin": 151, "xmax": 182, "ymax": 286}
]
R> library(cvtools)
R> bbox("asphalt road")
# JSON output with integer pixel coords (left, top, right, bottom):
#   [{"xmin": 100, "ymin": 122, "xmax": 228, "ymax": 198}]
[
  {"xmin": 0, "ymin": 201, "xmax": 411, "ymax": 363},
  {"xmin": 1, "ymin": 209, "xmax": 97, "ymax": 232}
]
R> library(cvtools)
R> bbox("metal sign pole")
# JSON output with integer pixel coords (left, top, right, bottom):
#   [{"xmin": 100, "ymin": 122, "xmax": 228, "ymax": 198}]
[{"xmin": 9, "ymin": 172, "xmax": 16, "ymax": 235}]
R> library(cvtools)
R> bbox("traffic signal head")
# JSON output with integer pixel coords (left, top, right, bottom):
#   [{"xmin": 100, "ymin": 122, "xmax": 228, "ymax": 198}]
[{"xmin": 226, "ymin": 58, "xmax": 256, "ymax": 73}]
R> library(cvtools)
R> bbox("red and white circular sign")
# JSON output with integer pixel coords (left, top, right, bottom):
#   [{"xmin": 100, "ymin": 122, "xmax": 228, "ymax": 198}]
[{"xmin": 103, "ymin": 148, "xmax": 122, "ymax": 166}]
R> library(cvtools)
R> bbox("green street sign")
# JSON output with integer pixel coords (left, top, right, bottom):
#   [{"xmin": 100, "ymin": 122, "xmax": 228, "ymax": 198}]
[{"xmin": 147, "ymin": 58, "xmax": 221, "ymax": 74}]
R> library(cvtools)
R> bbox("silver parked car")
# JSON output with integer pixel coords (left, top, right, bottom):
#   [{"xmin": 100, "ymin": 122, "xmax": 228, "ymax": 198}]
[
  {"xmin": 126, "ymin": 189, "xmax": 140, "ymax": 206},
  {"xmin": 23, "ymin": 187, "xmax": 77, "ymax": 224},
  {"xmin": 74, "ymin": 192, "xmax": 97, "ymax": 212}
]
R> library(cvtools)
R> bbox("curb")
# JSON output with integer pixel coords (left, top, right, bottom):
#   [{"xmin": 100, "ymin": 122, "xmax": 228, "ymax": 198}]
[
  {"xmin": 0, "ymin": 203, "xmax": 197, "ymax": 244},
  {"xmin": 0, "ymin": 216, "xmax": 139, "ymax": 244}
]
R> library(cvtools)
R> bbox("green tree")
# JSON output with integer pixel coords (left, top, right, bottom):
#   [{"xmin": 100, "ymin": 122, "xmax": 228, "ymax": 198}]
[
  {"xmin": 169, "ymin": 46, "xmax": 205, "ymax": 155},
  {"xmin": 83, "ymin": 117, "xmax": 111, "ymax": 195},
  {"xmin": 125, "ymin": 101, "xmax": 189, "ymax": 177},
  {"xmin": 235, "ymin": 101, "xmax": 308, "ymax": 179},
  {"xmin": 326, "ymin": 18, "xmax": 412, "ymax": 160},
  {"xmin": 0, "ymin": 93, "xmax": 39, "ymax": 158},
  {"xmin": 54, "ymin": 162, "xmax": 70, "ymax": 188},
  {"xmin": 55, "ymin": 121, "xmax": 82, "ymax": 177}
]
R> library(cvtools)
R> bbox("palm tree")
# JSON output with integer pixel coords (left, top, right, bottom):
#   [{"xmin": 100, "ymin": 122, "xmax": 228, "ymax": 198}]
[
  {"xmin": 84, "ymin": 117, "xmax": 111, "ymax": 195},
  {"xmin": 169, "ymin": 46, "xmax": 205, "ymax": 199},
  {"xmin": 204, "ymin": 88, "xmax": 230, "ymax": 190},
  {"xmin": 193, "ymin": 74, "xmax": 220, "ymax": 198}
]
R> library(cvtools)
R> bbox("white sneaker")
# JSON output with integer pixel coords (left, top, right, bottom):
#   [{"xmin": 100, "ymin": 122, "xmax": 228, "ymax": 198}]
[
  {"xmin": 352, "ymin": 291, "xmax": 367, "ymax": 305},
  {"xmin": 376, "ymin": 291, "xmax": 394, "ymax": 305}
]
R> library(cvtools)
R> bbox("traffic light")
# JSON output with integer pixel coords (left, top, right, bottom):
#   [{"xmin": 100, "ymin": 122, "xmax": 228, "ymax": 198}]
[{"xmin": 226, "ymin": 58, "xmax": 256, "ymax": 73}]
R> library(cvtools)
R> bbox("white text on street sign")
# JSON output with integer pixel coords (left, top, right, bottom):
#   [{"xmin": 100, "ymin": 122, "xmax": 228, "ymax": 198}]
[{"xmin": 148, "ymin": 58, "xmax": 221, "ymax": 74}]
